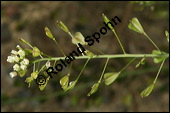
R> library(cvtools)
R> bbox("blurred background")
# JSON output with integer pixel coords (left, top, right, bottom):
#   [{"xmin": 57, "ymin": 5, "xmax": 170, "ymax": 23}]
[{"xmin": 1, "ymin": 1, "xmax": 169, "ymax": 112}]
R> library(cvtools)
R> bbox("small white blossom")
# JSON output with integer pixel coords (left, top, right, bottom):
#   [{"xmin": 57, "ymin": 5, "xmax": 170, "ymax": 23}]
[
  {"xmin": 46, "ymin": 62, "xmax": 51, "ymax": 68},
  {"xmin": 13, "ymin": 64, "xmax": 20, "ymax": 71},
  {"xmin": 20, "ymin": 64, "xmax": 27, "ymax": 70},
  {"xmin": 16, "ymin": 45, "xmax": 21, "ymax": 48},
  {"xmin": 20, "ymin": 58, "xmax": 29, "ymax": 65},
  {"xmin": 16, "ymin": 45, "xmax": 22, "ymax": 50},
  {"xmin": 9, "ymin": 71, "xmax": 17, "ymax": 78},
  {"xmin": 11, "ymin": 50, "xmax": 18, "ymax": 55},
  {"xmin": 7, "ymin": 56, "xmax": 14, "ymax": 63},
  {"xmin": 18, "ymin": 50, "xmax": 25, "ymax": 59},
  {"xmin": 13, "ymin": 56, "xmax": 20, "ymax": 62}
]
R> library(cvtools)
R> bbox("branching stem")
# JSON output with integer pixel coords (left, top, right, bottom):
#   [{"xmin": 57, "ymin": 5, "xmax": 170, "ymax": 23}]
[{"xmin": 32, "ymin": 54, "xmax": 169, "ymax": 64}]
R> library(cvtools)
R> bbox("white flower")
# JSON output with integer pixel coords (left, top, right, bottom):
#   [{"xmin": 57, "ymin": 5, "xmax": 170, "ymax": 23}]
[
  {"xmin": 13, "ymin": 56, "xmax": 20, "ymax": 62},
  {"xmin": 9, "ymin": 71, "xmax": 17, "ymax": 78},
  {"xmin": 20, "ymin": 58, "xmax": 29, "ymax": 65},
  {"xmin": 13, "ymin": 64, "xmax": 20, "ymax": 71},
  {"xmin": 18, "ymin": 50, "xmax": 25, "ymax": 59},
  {"xmin": 46, "ymin": 62, "xmax": 51, "ymax": 68},
  {"xmin": 16, "ymin": 45, "xmax": 22, "ymax": 50},
  {"xmin": 16, "ymin": 45, "xmax": 21, "ymax": 48},
  {"xmin": 20, "ymin": 64, "xmax": 27, "ymax": 70},
  {"xmin": 11, "ymin": 50, "xmax": 18, "ymax": 55},
  {"xmin": 7, "ymin": 56, "xmax": 14, "ymax": 63}
]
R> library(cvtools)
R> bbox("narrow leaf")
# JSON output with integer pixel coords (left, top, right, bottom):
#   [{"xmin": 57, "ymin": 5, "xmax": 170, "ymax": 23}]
[
  {"xmin": 140, "ymin": 83, "xmax": 155, "ymax": 98},
  {"xmin": 104, "ymin": 72, "xmax": 121, "ymax": 85}
]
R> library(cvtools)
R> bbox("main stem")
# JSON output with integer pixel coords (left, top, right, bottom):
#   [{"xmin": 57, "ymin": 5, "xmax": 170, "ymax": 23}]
[{"xmin": 32, "ymin": 54, "xmax": 169, "ymax": 63}]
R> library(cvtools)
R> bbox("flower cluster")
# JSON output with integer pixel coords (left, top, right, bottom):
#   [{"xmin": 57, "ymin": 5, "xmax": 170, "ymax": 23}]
[{"xmin": 7, "ymin": 45, "xmax": 29, "ymax": 78}]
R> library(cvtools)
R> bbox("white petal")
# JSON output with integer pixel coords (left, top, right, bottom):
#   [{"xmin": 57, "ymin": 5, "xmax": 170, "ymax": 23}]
[
  {"xmin": 20, "ymin": 64, "xmax": 27, "ymax": 70},
  {"xmin": 10, "ymin": 71, "xmax": 17, "ymax": 78},
  {"xmin": 11, "ymin": 50, "xmax": 18, "ymax": 55},
  {"xmin": 7, "ymin": 56, "xmax": 14, "ymax": 63},
  {"xmin": 13, "ymin": 56, "xmax": 20, "ymax": 62},
  {"xmin": 13, "ymin": 64, "xmax": 20, "ymax": 71},
  {"xmin": 18, "ymin": 50, "xmax": 25, "ymax": 59},
  {"xmin": 16, "ymin": 45, "xmax": 21, "ymax": 48}
]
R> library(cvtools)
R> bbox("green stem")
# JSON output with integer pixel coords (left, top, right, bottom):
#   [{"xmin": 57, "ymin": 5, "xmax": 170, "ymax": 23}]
[
  {"xmin": 90, "ymin": 46, "xmax": 105, "ymax": 55},
  {"xmin": 53, "ymin": 39, "xmax": 66, "ymax": 57},
  {"xmin": 42, "ymin": 53, "xmax": 52, "ymax": 58},
  {"xmin": 33, "ymin": 63, "xmax": 35, "ymax": 72},
  {"xmin": 38, "ymin": 60, "xmax": 50, "ymax": 74},
  {"xmin": 112, "ymin": 29, "xmax": 126, "ymax": 54},
  {"xmin": 76, "ymin": 58, "xmax": 90, "ymax": 81},
  {"xmin": 68, "ymin": 32, "xmax": 74, "ymax": 38},
  {"xmin": 68, "ymin": 62, "xmax": 73, "ymax": 75},
  {"xmin": 153, "ymin": 59, "xmax": 165, "ymax": 84},
  {"xmin": 98, "ymin": 58, "xmax": 109, "ymax": 83},
  {"xmin": 32, "ymin": 54, "xmax": 169, "ymax": 63},
  {"xmin": 120, "ymin": 58, "xmax": 136, "ymax": 73},
  {"xmin": 144, "ymin": 33, "xmax": 161, "ymax": 52},
  {"xmin": 53, "ymin": 60, "xmax": 57, "ymax": 69}
]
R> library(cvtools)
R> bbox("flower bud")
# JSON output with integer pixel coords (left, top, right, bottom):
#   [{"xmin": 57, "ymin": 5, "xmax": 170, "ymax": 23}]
[{"xmin": 56, "ymin": 21, "xmax": 69, "ymax": 33}]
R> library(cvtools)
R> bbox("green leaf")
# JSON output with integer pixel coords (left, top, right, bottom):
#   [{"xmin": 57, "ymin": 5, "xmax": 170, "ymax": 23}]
[
  {"xmin": 165, "ymin": 30, "xmax": 169, "ymax": 42},
  {"xmin": 24, "ymin": 49, "xmax": 32, "ymax": 55},
  {"xmin": 32, "ymin": 47, "xmax": 41, "ymax": 57},
  {"xmin": 45, "ymin": 27, "xmax": 54, "ymax": 40},
  {"xmin": 18, "ymin": 69, "xmax": 27, "ymax": 77},
  {"xmin": 128, "ymin": 17, "xmax": 145, "ymax": 34},
  {"xmin": 39, "ymin": 76, "xmax": 50, "ymax": 91},
  {"xmin": 152, "ymin": 50, "xmax": 168, "ymax": 63},
  {"xmin": 102, "ymin": 13, "xmax": 114, "ymax": 30},
  {"xmin": 104, "ymin": 72, "xmax": 121, "ymax": 85},
  {"xmin": 60, "ymin": 75, "xmax": 69, "ymax": 91},
  {"xmin": 56, "ymin": 21, "xmax": 69, "ymax": 33},
  {"xmin": 87, "ymin": 83, "xmax": 99, "ymax": 96},
  {"xmin": 31, "ymin": 71, "xmax": 38, "ymax": 79},
  {"xmin": 140, "ymin": 83, "xmax": 155, "ymax": 98},
  {"xmin": 66, "ymin": 81, "xmax": 77, "ymax": 91},
  {"xmin": 135, "ymin": 57, "xmax": 146, "ymax": 68},
  {"xmin": 72, "ymin": 32, "xmax": 87, "ymax": 45}
]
